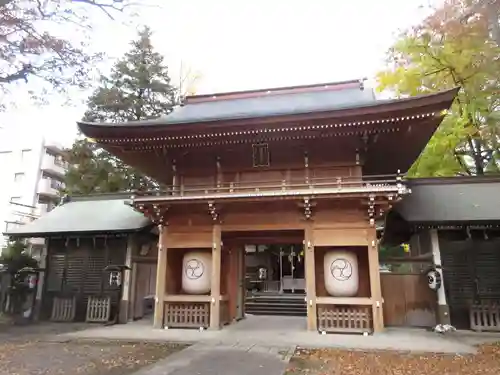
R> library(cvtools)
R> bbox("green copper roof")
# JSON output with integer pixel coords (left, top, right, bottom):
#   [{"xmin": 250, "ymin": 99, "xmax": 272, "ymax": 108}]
[{"xmin": 4, "ymin": 197, "xmax": 152, "ymax": 238}]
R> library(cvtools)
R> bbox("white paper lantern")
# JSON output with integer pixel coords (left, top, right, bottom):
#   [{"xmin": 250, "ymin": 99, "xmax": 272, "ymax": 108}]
[
  {"xmin": 182, "ymin": 251, "xmax": 212, "ymax": 294},
  {"xmin": 324, "ymin": 250, "xmax": 359, "ymax": 297}
]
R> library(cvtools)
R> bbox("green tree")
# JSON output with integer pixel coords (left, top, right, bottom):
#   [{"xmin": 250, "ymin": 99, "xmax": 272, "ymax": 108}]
[
  {"xmin": 64, "ymin": 26, "xmax": 178, "ymax": 195},
  {"xmin": 0, "ymin": 240, "xmax": 39, "ymax": 317},
  {"xmin": 0, "ymin": 240, "xmax": 38, "ymax": 277},
  {"xmin": 377, "ymin": 0, "xmax": 500, "ymax": 177}
]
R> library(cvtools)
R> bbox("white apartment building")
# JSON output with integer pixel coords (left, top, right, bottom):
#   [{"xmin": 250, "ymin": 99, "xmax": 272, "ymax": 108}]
[{"xmin": 0, "ymin": 130, "xmax": 67, "ymax": 251}]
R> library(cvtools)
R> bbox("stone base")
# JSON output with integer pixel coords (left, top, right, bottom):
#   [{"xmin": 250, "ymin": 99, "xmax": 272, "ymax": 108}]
[{"xmin": 437, "ymin": 304, "xmax": 451, "ymax": 325}]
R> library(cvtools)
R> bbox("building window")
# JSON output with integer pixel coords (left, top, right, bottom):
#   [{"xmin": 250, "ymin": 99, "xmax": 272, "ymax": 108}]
[
  {"xmin": 14, "ymin": 172, "xmax": 24, "ymax": 183},
  {"xmin": 5, "ymin": 222, "xmax": 19, "ymax": 233},
  {"xmin": 21, "ymin": 149, "xmax": 31, "ymax": 161},
  {"xmin": 10, "ymin": 196, "xmax": 21, "ymax": 204},
  {"xmin": 50, "ymin": 179, "xmax": 63, "ymax": 190},
  {"xmin": 54, "ymin": 155, "xmax": 66, "ymax": 168},
  {"xmin": 252, "ymin": 143, "xmax": 270, "ymax": 167}
]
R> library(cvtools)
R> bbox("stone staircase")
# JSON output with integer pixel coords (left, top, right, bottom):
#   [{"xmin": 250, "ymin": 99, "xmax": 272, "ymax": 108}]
[{"xmin": 245, "ymin": 293, "xmax": 307, "ymax": 316}]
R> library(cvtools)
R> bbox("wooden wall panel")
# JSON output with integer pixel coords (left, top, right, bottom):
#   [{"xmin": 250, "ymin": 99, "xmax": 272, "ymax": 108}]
[
  {"xmin": 166, "ymin": 231, "xmax": 212, "ymax": 249},
  {"xmin": 168, "ymin": 212, "xmax": 213, "ymax": 228},
  {"xmin": 314, "ymin": 228, "xmax": 368, "ymax": 247},
  {"xmin": 165, "ymin": 249, "xmax": 183, "ymax": 295},
  {"xmin": 222, "ymin": 203, "xmax": 304, "ymax": 231},
  {"xmin": 313, "ymin": 205, "xmax": 367, "ymax": 230},
  {"xmin": 311, "ymin": 166, "xmax": 355, "ymax": 179}
]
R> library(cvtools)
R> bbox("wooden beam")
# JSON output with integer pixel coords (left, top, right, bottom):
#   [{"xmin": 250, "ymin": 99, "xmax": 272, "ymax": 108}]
[
  {"xmin": 316, "ymin": 297, "xmax": 372, "ymax": 305},
  {"xmin": 367, "ymin": 228, "xmax": 384, "ymax": 332},
  {"xmin": 153, "ymin": 225, "xmax": 168, "ymax": 329},
  {"xmin": 304, "ymin": 224, "xmax": 317, "ymax": 331},
  {"xmin": 210, "ymin": 223, "xmax": 222, "ymax": 329}
]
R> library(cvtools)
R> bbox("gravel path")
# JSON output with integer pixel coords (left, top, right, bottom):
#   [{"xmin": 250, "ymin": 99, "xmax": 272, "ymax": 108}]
[
  {"xmin": 0, "ymin": 341, "xmax": 185, "ymax": 375},
  {"xmin": 286, "ymin": 343, "xmax": 500, "ymax": 375}
]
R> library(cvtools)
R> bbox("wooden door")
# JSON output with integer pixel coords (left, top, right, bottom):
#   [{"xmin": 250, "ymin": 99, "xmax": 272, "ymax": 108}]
[
  {"xmin": 133, "ymin": 263, "xmax": 157, "ymax": 319},
  {"xmin": 381, "ymin": 273, "xmax": 437, "ymax": 328}
]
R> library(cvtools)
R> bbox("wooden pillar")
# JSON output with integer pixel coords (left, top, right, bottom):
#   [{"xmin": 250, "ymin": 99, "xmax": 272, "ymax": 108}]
[
  {"xmin": 216, "ymin": 156, "xmax": 222, "ymax": 190},
  {"xmin": 210, "ymin": 223, "xmax": 222, "ymax": 329},
  {"xmin": 33, "ymin": 242, "xmax": 48, "ymax": 320},
  {"xmin": 367, "ymin": 228, "xmax": 384, "ymax": 332},
  {"xmin": 129, "ymin": 262, "xmax": 138, "ymax": 320},
  {"xmin": 237, "ymin": 246, "xmax": 245, "ymax": 320},
  {"xmin": 120, "ymin": 235, "xmax": 134, "ymax": 323},
  {"xmin": 304, "ymin": 224, "xmax": 317, "ymax": 331},
  {"xmin": 430, "ymin": 229, "xmax": 450, "ymax": 324},
  {"xmin": 153, "ymin": 225, "xmax": 168, "ymax": 329},
  {"xmin": 171, "ymin": 160, "xmax": 177, "ymax": 195},
  {"xmin": 304, "ymin": 151, "xmax": 309, "ymax": 184}
]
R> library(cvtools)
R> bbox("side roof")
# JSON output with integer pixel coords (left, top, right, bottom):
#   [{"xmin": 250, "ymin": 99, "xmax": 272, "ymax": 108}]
[
  {"xmin": 394, "ymin": 176, "xmax": 500, "ymax": 224},
  {"xmin": 4, "ymin": 194, "xmax": 152, "ymax": 238}
]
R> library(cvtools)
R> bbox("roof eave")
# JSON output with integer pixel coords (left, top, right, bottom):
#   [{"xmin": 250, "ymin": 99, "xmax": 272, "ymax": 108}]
[
  {"xmin": 4, "ymin": 224, "xmax": 155, "ymax": 239},
  {"xmin": 78, "ymin": 87, "xmax": 460, "ymax": 137}
]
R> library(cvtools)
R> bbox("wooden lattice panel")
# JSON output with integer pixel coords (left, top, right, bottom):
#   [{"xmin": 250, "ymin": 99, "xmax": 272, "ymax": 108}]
[
  {"xmin": 164, "ymin": 302, "xmax": 209, "ymax": 328},
  {"xmin": 50, "ymin": 296, "xmax": 76, "ymax": 322},
  {"xmin": 317, "ymin": 305, "xmax": 372, "ymax": 333},
  {"xmin": 470, "ymin": 304, "xmax": 500, "ymax": 332},
  {"xmin": 86, "ymin": 296, "xmax": 111, "ymax": 323}
]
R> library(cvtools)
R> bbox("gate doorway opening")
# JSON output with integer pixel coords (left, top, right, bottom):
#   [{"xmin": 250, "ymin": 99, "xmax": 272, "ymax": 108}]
[
  {"xmin": 245, "ymin": 243, "xmax": 305, "ymax": 295},
  {"xmin": 223, "ymin": 230, "xmax": 307, "ymax": 317}
]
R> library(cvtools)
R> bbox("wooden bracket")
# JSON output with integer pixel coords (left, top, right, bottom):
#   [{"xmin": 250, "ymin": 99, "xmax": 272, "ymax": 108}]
[
  {"xmin": 367, "ymin": 194, "xmax": 375, "ymax": 226},
  {"xmin": 302, "ymin": 197, "xmax": 313, "ymax": 220},
  {"xmin": 137, "ymin": 203, "xmax": 169, "ymax": 225},
  {"xmin": 208, "ymin": 202, "xmax": 219, "ymax": 222}
]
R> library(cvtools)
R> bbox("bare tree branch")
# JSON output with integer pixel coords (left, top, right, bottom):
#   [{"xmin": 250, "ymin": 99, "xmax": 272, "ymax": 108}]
[{"xmin": 0, "ymin": 0, "xmax": 139, "ymax": 108}]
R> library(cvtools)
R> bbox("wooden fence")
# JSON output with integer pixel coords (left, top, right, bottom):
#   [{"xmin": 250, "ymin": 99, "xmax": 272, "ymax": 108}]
[
  {"xmin": 317, "ymin": 305, "xmax": 372, "ymax": 333},
  {"xmin": 381, "ymin": 273, "xmax": 437, "ymax": 328},
  {"xmin": 164, "ymin": 302, "xmax": 210, "ymax": 329}
]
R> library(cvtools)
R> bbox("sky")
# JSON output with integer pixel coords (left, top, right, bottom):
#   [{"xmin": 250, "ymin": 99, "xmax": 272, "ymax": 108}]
[{"xmin": 0, "ymin": 0, "xmax": 434, "ymax": 147}]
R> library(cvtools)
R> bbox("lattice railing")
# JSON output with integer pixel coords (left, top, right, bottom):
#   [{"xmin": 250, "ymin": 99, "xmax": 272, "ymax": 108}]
[
  {"xmin": 86, "ymin": 296, "xmax": 111, "ymax": 323},
  {"xmin": 164, "ymin": 302, "xmax": 210, "ymax": 329},
  {"xmin": 470, "ymin": 303, "xmax": 500, "ymax": 332},
  {"xmin": 132, "ymin": 174, "xmax": 407, "ymax": 202},
  {"xmin": 50, "ymin": 296, "xmax": 76, "ymax": 322},
  {"xmin": 317, "ymin": 305, "xmax": 372, "ymax": 333}
]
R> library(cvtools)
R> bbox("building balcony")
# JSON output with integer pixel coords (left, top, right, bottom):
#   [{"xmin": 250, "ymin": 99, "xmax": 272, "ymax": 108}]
[
  {"xmin": 133, "ymin": 174, "xmax": 408, "ymax": 204},
  {"xmin": 41, "ymin": 154, "xmax": 66, "ymax": 177},
  {"xmin": 44, "ymin": 141, "xmax": 65, "ymax": 155},
  {"xmin": 37, "ymin": 179, "xmax": 61, "ymax": 199}
]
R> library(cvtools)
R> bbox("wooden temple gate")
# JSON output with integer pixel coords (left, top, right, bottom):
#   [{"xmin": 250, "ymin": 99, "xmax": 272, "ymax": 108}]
[{"xmin": 77, "ymin": 80, "xmax": 458, "ymax": 333}]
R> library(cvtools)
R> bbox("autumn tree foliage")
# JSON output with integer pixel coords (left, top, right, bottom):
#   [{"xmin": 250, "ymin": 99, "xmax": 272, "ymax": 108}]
[
  {"xmin": 64, "ymin": 27, "xmax": 179, "ymax": 195},
  {"xmin": 0, "ymin": 0, "xmax": 135, "ymax": 107},
  {"xmin": 377, "ymin": 0, "xmax": 500, "ymax": 177}
]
